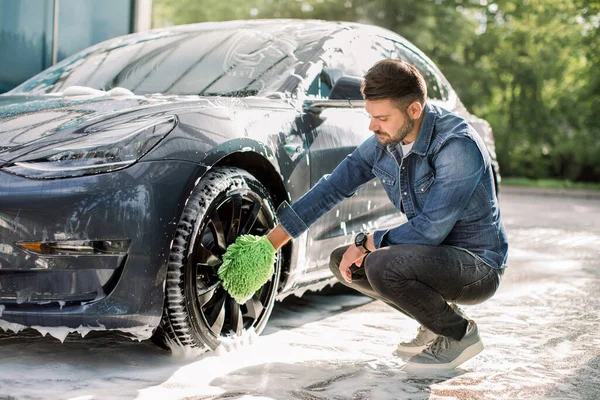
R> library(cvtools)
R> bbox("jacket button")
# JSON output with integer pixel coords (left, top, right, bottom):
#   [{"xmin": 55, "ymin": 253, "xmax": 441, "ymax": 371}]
[
  {"xmin": 403, "ymin": 192, "xmax": 407, "ymax": 195},
  {"xmin": 421, "ymin": 188, "xmax": 425, "ymax": 192}
]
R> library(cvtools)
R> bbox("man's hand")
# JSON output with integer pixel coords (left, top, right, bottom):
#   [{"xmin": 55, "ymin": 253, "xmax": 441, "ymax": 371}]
[
  {"xmin": 339, "ymin": 245, "xmax": 366, "ymax": 283},
  {"xmin": 339, "ymin": 234, "xmax": 376, "ymax": 282}
]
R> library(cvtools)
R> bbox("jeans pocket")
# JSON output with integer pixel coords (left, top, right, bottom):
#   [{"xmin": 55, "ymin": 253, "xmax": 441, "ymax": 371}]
[{"xmin": 453, "ymin": 268, "xmax": 499, "ymax": 305}]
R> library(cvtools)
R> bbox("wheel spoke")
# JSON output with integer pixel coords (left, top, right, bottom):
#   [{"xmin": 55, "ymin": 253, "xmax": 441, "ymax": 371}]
[
  {"xmin": 253, "ymin": 206, "xmax": 271, "ymax": 234},
  {"xmin": 196, "ymin": 244, "xmax": 221, "ymax": 268},
  {"xmin": 229, "ymin": 297, "xmax": 244, "ymax": 335},
  {"xmin": 205, "ymin": 289, "xmax": 227, "ymax": 334},
  {"xmin": 197, "ymin": 281, "xmax": 221, "ymax": 306},
  {"xmin": 208, "ymin": 212, "xmax": 227, "ymax": 253},
  {"xmin": 243, "ymin": 294, "xmax": 265, "ymax": 320},
  {"xmin": 239, "ymin": 202, "xmax": 261, "ymax": 235},
  {"xmin": 226, "ymin": 194, "xmax": 243, "ymax": 244}
]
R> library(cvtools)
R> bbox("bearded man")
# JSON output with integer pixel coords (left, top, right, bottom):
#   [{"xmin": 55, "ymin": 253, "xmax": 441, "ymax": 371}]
[{"xmin": 265, "ymin": 59, "xmax": 509, "ymax": 370}]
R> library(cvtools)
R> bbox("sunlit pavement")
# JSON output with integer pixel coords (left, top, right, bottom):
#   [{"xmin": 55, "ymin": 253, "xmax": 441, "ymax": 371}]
[{"xmin": 1, "ymin": 188, "xmax": 599, "ymax": 399}]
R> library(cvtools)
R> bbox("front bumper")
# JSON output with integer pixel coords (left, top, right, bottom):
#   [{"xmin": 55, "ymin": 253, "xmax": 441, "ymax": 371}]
[{"xmin": 0, "ymin": 160, "xmax": 205, "ymax": 334}]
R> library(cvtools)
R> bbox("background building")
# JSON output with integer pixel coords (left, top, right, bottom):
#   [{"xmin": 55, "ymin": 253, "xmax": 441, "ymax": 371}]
[{"xmin": 0, "ymin": 0, "xmax": 152, "ymax": 93}]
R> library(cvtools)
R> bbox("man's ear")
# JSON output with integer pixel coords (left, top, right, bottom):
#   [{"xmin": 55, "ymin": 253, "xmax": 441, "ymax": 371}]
[{"xmin": 407, "ymin": 101, "xmax": 424, "ymax": 119}]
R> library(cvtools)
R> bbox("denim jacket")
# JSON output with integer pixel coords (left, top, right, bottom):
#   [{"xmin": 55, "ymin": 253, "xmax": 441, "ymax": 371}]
[{"xmin": 277, "ymin": 103, "xmax": 508, "ymax": 269}]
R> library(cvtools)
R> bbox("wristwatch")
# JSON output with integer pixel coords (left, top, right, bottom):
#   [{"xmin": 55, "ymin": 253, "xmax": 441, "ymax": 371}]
[{"xmin": 354, "ymin": 232, "xmax": 370, "ymax": 254}]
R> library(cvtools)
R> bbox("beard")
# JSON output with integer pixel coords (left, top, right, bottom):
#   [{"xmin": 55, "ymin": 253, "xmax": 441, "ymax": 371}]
[{"xmin": 375, "ymin": 113, "xmax": 414, "ymax": 146}]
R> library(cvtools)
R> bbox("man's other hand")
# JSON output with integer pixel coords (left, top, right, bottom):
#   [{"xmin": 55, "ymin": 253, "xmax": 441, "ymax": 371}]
[{"xmin": 339, "ymin": 245, "xmax": 367, "ymax": 283}]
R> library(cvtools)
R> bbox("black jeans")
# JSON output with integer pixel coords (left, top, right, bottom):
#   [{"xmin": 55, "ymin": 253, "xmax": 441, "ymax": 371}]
[{"xmin": 329, "ymin": 244, "xmax": 503, "ymax": 341}]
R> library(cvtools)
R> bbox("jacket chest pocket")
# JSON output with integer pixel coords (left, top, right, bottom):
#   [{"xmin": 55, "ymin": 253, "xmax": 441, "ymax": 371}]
[
  {"xmin": 414, "ymin": 172, "xmax": 434, "ymax": 208},
  {"xmin": 372, "ymin": 165, "xmax": 396, "ymax": 187},
  {"xmin": 372, "ymin": 165, "xmax": 398, "ymax": 207}
]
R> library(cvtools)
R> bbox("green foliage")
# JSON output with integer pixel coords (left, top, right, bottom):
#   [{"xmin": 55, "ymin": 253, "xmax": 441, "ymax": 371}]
[
  {"xmin": 502, "ymin": 177, "xmax": 600, "ymax": 190},
  {"xmin": 153, "ymin": 0, "xmax": 600, "ymax": 182},
  {"xmin": 463, "ymin": 0, "xmax": 600, "ymax": 182}
]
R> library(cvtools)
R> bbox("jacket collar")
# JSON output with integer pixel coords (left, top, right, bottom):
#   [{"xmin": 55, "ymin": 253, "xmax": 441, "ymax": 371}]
[{"xmin": 386, "ymin": 102, "xmax": 437, "ymax": 156}]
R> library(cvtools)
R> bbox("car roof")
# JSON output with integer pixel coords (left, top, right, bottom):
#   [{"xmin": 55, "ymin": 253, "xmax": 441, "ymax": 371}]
[{"xmin": 98, "ymin": 19, "xmax": 379, "ymax": 52}]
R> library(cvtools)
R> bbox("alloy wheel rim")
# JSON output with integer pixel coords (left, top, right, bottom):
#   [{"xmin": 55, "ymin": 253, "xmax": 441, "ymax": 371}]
[{"xmin": 190, "ymin": 190, "xmax": 276, "ymax": 338}]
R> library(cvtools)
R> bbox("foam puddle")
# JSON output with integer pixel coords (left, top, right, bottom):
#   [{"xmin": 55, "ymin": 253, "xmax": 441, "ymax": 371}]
[{"xmin": 1, "ymin": 268, "xmax": 598, "ymax": 400}]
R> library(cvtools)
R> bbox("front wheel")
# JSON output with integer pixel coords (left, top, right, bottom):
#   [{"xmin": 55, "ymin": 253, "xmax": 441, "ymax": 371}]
[{"xmin": 157, "ymin": 167, "xmax": 282, "ymax": 351}]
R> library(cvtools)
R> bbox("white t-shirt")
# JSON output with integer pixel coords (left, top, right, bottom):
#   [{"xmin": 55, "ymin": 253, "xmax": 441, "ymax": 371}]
[{"xmin": 398, "ymin": 141, "xmax": 414, "ymax": 158}]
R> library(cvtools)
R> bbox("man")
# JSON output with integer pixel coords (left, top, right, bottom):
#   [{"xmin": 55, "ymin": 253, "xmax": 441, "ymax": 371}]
[{"xmin": 266, "ymin": 59, "xmax": 509, "ymax": 370}]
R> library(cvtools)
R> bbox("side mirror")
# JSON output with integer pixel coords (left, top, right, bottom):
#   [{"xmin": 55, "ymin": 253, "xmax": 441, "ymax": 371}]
[
  {"xmin": 328, "ymin": 76, "xmax": 364, "ymax": 101},
  {"xmin": 302, "ymin": 75, "xmax": 365, "ymax": 113}
]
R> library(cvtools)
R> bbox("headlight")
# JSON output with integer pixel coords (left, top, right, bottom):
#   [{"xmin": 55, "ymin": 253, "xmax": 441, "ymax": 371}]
[
  {"xmin": 2, "ymin": 115, "xmax": 177, "ymax": 179},
  {"xmin": 17, "ymin": 239, "xmax": 130, "ymax": 255}
]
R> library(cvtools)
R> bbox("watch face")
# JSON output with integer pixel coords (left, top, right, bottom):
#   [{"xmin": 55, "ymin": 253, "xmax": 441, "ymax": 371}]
[{"xmin": 355, "ymin": 232, "xmax": 366, "ymax": 247}]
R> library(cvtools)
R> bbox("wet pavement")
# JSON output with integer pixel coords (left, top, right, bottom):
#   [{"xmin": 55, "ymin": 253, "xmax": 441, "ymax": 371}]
[{"xmin": 1, "ymin": 187, "xmax": 599, "ymax": 399}]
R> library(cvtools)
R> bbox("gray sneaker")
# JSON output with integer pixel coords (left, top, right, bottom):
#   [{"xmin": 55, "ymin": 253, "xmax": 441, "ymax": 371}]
[
  {"xmin": 394, "ymin": 304, "xmax": 465, "ymax": 356},
  {"xmin": 404, "ymin": 321, "xmax": 484, "ymax": 371},
  {"xmin": 394, "ymin": 325, "xmax": 439, "ymax": 356}
]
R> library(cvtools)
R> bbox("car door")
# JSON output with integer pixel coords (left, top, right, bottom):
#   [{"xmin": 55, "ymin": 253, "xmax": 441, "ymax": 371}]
[{"xmin": 298, "ymin": 31, "xmax": 405, "ymax": 280}]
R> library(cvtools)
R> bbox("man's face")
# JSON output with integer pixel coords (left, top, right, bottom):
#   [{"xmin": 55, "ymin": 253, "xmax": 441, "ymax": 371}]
[{"xmin": 365, "ymin": 99, "xmax": 414, "ymax": 146}]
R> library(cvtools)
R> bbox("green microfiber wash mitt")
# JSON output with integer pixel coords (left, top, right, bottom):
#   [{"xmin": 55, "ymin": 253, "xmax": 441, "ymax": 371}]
[{"xmin": 218, "ymin": 235, "xmax": 277, "ymax": 304}]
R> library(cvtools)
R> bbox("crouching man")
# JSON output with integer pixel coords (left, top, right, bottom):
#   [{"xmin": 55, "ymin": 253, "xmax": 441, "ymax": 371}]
[{"xmin": 267, "ymin": 59, "xmax": 509, "ymax": 371}]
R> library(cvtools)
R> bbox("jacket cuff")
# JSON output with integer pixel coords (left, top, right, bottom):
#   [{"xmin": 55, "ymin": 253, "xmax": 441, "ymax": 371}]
[
  {"xmin": 373, "ymin": 229, "xmax": 390, "ymax": 248},
  {"xmin": 276, "ymin": 201, "xmax": 309, "ymax": 239}
]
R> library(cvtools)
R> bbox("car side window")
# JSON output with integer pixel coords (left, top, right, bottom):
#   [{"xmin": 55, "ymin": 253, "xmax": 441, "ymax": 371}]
[
  {"xmin": 305, "ymin": 31, "xmax": 393, "ymax": 99},
  {"xmin": 393, "ymin": 43, "xmax": 450, "ymax": 101},
  {"xmin": 305, "ymin": 68, "xmax": 339, "ymax": 99},
  {"xmin": 331, "ymin": 33, "xmax": 394, "ymax": 77}
]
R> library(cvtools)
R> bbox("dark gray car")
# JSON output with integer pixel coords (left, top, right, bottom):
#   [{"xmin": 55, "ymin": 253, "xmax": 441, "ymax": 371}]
[{"xmin": 0, "ymin": 19, "xmax": 500, "ymax": 351}]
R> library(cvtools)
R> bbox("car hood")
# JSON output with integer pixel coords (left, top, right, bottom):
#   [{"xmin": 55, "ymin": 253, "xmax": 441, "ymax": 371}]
[
  {"xmin": 5, "ymin": 92, "xmax": 286, "ymax": 167},
  {"xmin": 0, "ymin": 94, "xmax": 174, "ymax": 164},
  {"xmin": 0, "ymin": 93, "xmax": 292, "ymax": 167}
]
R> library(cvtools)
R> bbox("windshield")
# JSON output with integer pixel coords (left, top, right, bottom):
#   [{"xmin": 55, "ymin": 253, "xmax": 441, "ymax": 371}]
[{"xmin": 11, "ymin": 27, "xmax": 319, "ymax": 97}]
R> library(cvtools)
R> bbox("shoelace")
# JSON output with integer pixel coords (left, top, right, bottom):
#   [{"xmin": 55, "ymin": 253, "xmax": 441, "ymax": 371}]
[{"xmin": 427, "ymin": 335, "xmax": 451, "ymax": 355}]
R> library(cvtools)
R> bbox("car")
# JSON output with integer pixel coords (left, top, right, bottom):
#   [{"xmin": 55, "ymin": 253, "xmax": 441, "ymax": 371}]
[{"xmin": 0, "ymin": 19, "xmax": 500, "ymax": 351}]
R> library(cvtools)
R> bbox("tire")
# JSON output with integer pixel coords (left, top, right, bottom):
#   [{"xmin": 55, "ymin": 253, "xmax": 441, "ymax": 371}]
[{"xmin": 156, "ymin": 167, "xmax": 282, "ymax": 351}]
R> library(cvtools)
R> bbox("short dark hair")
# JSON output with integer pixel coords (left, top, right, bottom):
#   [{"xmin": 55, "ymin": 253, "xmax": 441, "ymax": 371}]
[{"xmin": 361, "ymin": 59, "xmax": 427, "ymax": 108}]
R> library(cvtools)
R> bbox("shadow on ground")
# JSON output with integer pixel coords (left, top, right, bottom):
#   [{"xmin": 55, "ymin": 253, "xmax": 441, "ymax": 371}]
[
  {"xmin": 545, "ymin": 354, "xmax": 600, "ymax": 400},
  {"xmin": 266, "ymin": 283, "xmax": 373, "ymax": 334},
  {"xmin": 210, "ymin": 359, "xmax": 466, "ymax": 400}
]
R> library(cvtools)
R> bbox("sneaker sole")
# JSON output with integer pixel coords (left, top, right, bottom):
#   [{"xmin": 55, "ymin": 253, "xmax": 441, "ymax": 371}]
[{"xmin": 403, "ymin": 340, "xmax": 484, "ymax": 371}]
